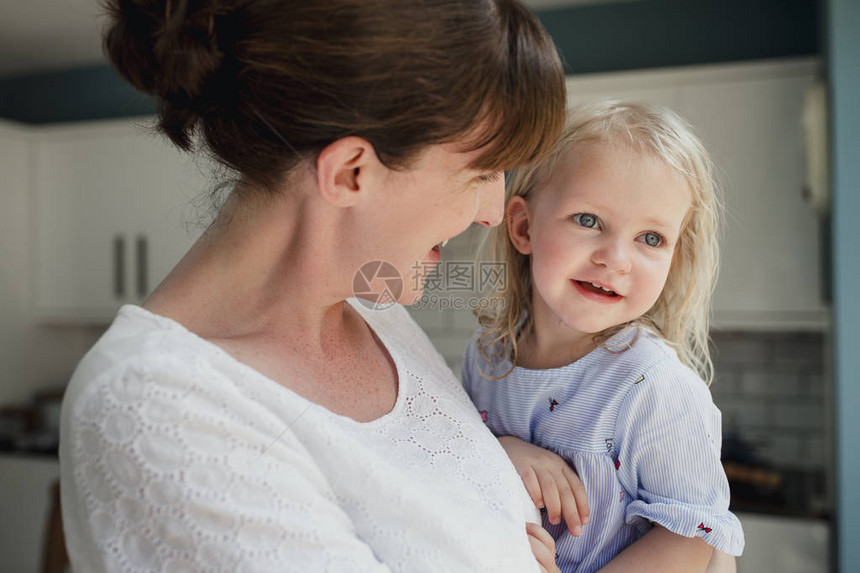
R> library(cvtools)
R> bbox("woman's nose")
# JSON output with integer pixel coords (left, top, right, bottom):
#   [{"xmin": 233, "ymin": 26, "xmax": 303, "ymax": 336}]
[
  {"xmin": 592, "ymin": 237, "xmax": 632, "ymax": 273},
  {"xmin": 475, "ymin": 175, "xmax": 506, "ymax": 227}
]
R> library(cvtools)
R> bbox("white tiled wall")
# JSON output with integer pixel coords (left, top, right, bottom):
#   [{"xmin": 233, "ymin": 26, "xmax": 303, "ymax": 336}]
[{"xmin": 710, "ymin": 331, "xmax": 827, "ymax": 470}]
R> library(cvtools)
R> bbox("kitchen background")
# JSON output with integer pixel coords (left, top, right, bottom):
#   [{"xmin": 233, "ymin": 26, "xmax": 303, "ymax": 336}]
[{"xmin": 0, "ymin": 1, "xmax": 857, "ymax": 573}]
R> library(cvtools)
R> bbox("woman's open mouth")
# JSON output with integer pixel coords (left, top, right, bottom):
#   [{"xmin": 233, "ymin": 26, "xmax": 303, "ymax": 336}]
[
  {"xmin": 428, "ymin": 238, "xmax": 449, "ymax": 263},
  {"xmin": 429, "ymin": 238, "xmax": 449, "ymax": 256}
]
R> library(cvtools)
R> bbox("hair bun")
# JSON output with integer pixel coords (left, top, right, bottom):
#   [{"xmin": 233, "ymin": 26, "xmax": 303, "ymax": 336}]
[{"xmin": 104, "ymin": 0, "xmax": 227, "ymax": 104}]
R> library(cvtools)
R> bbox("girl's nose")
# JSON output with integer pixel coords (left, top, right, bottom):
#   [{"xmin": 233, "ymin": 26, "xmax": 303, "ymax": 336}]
[
  {"xmin": 592, "ymin": 237, "xmax": 632, "ymax": 273},
  {"xmin": 475, "ymin": 174, "xmax": 505, "ymax": 227}
]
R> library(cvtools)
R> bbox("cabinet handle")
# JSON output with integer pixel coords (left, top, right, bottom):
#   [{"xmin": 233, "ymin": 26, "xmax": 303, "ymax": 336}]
[
  {"xmin": 113, "ymin": 235, "xmax": 125, "ymax": 298},
  {"xmin": 136, "ymin": 235, "xmax": 148, "ymax": 298}
]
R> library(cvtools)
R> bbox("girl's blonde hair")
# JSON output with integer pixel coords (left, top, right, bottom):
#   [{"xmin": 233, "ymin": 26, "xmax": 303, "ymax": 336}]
[{"xmin": 476, "ymin": 100, "xmax": 722, "ymax": 385}]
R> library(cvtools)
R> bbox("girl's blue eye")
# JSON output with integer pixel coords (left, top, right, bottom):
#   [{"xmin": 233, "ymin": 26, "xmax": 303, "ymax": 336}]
[
  {"xmin": 642, "ymin": 232, "xmax": 662, "ymax": 247},
  {"xmin": 573, "ymin": 213, "xmax": 598, "ymax": 228}
]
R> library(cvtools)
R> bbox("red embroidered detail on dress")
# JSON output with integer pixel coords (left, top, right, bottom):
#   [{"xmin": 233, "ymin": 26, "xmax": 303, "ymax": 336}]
[
  {"xmin": 549, "ymin": 399, "xmax": 559, "ymax": 411},
  {"xmin": 698, "ymin": 523, "xmax": 713, "ymax": 533},
  {"xmin": 480, "ymin": 411, "xmax": 488, "ymax": 423}
]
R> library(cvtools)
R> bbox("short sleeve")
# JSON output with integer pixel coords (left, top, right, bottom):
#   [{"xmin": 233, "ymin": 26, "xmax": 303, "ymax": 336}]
[
  {"xmin": 60, "ymin": 358, "xmax": 395, "ymax": 573},
  {"xmin": 613, "ymin": 360, "xmax": 745, "ymax": 556}
]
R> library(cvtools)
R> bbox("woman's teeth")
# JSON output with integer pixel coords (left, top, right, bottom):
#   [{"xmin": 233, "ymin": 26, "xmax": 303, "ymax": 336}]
[{"xmin": 440, "ymin": 239, "xmax": 449, "ymax": 248}]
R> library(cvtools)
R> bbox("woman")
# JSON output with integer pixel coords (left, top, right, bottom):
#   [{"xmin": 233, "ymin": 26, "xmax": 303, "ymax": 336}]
[{"xmin": 60, "ymin": 0, "xmax": 568, "ymax": 571}]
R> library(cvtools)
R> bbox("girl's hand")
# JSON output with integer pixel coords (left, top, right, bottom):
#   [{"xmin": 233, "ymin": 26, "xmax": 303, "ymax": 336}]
[
  {"xmin": 499, "ymin": 435, "xmax": 590, "ymax": 537},
  {"xmin": 526, "ymin": 521, "xmax": 562, "ymax": 573}
]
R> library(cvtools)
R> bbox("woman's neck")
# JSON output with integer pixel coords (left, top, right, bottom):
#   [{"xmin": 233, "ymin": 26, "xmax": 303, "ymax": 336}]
[{"xmin": 143, "ymin": 176, "xmax": 358, "ymax": 348}]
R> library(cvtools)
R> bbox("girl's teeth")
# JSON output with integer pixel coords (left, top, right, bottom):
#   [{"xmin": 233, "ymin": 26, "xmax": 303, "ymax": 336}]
[{"xmin": 587, "ymin": 282, "xmax": 615, "ymax": 294}]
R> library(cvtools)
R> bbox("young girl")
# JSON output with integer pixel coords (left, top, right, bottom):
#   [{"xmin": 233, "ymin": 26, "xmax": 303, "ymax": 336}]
[{"xmin": 462, "ymin": 101, "xmax": 744, "ymax": 572}]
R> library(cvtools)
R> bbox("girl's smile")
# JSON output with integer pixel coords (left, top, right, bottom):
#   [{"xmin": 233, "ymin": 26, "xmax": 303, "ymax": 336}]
[{"xmin": 571, "ymin": 279, "xmax": 622, "ymax": 302}]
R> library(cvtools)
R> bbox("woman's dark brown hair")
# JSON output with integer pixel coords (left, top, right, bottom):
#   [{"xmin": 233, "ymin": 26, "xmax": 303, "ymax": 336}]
[{"xmin": 103, "ymin": 0, "xmax": 566, "ymax": 190}]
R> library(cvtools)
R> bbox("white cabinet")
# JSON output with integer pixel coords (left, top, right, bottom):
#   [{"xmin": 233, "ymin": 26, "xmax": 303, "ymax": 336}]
[
  {"xmin": 0, "ymin": 123, "xmax": 33, "ymax": 302},
  {"xmin": 32, "ymin": 118, "xmax": 207, "ymax": 323},
  {"xmin": 680, "ymin": 74, "xmax": 824, "ymax": 329},
  {"xmin": 567, "ymin": 58, "xmax": 828, "ymax": 330}
]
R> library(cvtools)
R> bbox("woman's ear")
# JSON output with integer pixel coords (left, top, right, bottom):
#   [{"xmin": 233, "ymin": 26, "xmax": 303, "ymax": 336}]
[
  {"xmin": 507, "ymin": 196, "xmax": 533, "ymax": 255},
  {"xmin": 314, "ymin": 137, "xmax": 378, "ymax": 208}
]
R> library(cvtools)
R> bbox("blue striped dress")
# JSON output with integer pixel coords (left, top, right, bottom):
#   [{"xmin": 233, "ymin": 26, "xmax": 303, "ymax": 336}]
[{"xmin": 462, "ymin": 325, "xmax": 745, "ymax": 572}]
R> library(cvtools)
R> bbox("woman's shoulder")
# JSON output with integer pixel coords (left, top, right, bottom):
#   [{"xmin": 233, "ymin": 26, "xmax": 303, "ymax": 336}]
[
  {"xmin": 60, "ymin": 305, "xmax": 322, "ymax": 480},
  {"xmin": 89, "ymin": 303, "xmax": 199, "ymax": 352},
  {"xmin": 61, "ymin": 305, "xmax": 290, "ymax": 431},
  {"xmin": 65, "ymin": 305, "xmax": 215, "ymax": 394}
]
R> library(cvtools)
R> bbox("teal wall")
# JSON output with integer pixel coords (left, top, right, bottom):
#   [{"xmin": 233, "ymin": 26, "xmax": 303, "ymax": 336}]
[
  {"xmin": 0, "ymin": 65, "xmax": 154, "ymax": 124},
  {"xmin": 539, "ymin": 0, "xmax": 818, "ymax": 74},
  {"xmin": 0, "ymin": 0, "xmax": 819, "ymax": 124},
  {"xmin": 829, "ymin": 0, "xmax": 860, "ymax": 571}
]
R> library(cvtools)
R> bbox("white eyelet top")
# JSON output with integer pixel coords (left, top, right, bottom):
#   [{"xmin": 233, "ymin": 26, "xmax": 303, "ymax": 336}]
[{"xmin": 60, "ymin": 300, "xmax": 540, "ymax": 573}]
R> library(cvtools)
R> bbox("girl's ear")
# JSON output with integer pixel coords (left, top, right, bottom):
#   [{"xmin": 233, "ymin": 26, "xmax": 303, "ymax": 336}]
[
  {"xmin": 315, "ymin": 136, "xmax": 379, "ymax": 208},
  {"xmin": 507, "ymin": 196, "xmax": 533, "ymax": 255}
]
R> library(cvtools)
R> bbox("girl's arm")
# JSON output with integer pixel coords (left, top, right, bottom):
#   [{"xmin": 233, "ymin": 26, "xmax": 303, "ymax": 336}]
[
  {"xmin": 706, "ymin": 549, "xmax": 738, "ymax": 573},
  {"xmin": 598, "ymin": 525, "xmax": 737, "ymax": 573},
  {"xmin": 597, "ymin": 525, "xmax": 712, "ymax": 573},
  {"xmin": 499, "ymin": 436, "xmax": 736, "ymax": 573}
]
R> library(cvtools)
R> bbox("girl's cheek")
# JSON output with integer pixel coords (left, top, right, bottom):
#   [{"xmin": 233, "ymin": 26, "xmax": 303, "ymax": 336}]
[{"xmin": 540, "ymin": 235, "xmax": 571, "ymax": 260}]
